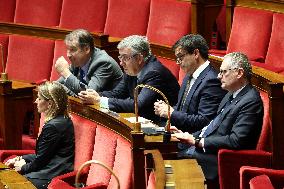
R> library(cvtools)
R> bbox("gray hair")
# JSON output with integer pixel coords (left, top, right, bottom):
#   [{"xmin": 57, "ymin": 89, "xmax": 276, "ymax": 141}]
[
  {"xmin": 224, "ymin": 52, "xmax": 252, "ymax": 80},
  {"xmin": 65, "ymin": 29, "xmax": 94, "ymax": 54},
  {"xmin": 117, "ymin": 35, "xmax": 151, "ymax": 61}
]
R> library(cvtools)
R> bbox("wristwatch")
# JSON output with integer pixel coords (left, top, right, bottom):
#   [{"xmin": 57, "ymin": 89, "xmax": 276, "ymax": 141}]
[{"xmin": 194, "ymin": 137, "xmax": 202, "ymax": 148}]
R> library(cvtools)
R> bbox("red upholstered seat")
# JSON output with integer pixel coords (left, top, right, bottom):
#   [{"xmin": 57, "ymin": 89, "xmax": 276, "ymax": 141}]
[
  {"xmin": 59, "ymin": 0, "xmax": 108, "ymax": 32},
  {"xmin": 158, "ymin": 58, "xmax": 179, "ymax": 80},
  {"xmin": 49, "ymin": 119, "xmax": 133, "ymax": 189},
  {"xmin": 253, "ymin": 13, "xmax": 284, "ymax": 75},
  {"xmin": 104, "ymin": 0, "xmax": 150, "ymax": 38},
  {"xmin": 226, "ymin": 7, "xmax": 273, "ymax": 62},
  {"xmin": 240, "ymin": 166, "xmax": 284, "ymax": 189},
  {"xmin": 218, "ymin": 91, "xmax": 272, "ymax": 189},
  {"xmin": 50, "ymin": 40, "xmax": 70, "ymax": 81},
  {"xmin": 146, "ymin": 0, "xmax": 191, "ymax": 46},
  {"xmin": 14, "ymin": 0, "xmax": 62, "ymax": 26},
  {"xmin": 0, "ymin": 0, "xmax": 16, "ymax": 71},
  {"xmin": 5, "ymin": 35, "xmax": 54, "ymax": 83},
  {"xmin": 249, "ymin": 174, "xmax": 274, "ymax": 189}
]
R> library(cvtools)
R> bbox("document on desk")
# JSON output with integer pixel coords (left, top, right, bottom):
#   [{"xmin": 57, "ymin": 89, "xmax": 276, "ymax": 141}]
[{"xmin": 124, "ymin": 117, "xmax": 157, "ymax": 128}]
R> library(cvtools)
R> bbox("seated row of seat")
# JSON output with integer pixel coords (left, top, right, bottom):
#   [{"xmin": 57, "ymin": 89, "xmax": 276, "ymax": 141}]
[
  {"xmin": 0, "ymin": 0, "xmax": 191, "ymax": 80},
  {"xmin": 210, "ymin": 6, "xmax": 284, "ymax": 75}
]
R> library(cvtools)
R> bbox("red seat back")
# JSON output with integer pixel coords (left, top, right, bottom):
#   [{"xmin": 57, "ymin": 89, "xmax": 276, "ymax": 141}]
[
  {"xmin": 0, "ymin": 0, "xmax": 16, "ymax": 71},
  {"xmin": 86, "ymin": 125, "xmax": 133, "ymax": 188},
  {"xmin": 59, "ymin": 0, "xmax": 108, "ymax": 32},
  {"xmin": 158, "ymin": 58, "xmax": 179, "ymax": 81},
  {"xmin": 6, "ymin": 35, "xmax": 54, "ymax": 82},
  {"xmin": 50, "ymin": 40, "xmax": 70, "ymax": 81},
  {"xmin": 104, "ymin": 0, "xmax": 150, "ymax": 38},
  {"xmin": 257, "ymin": 91, "xmax": 272, "ymax": 152},
  {"xmin": 14, "ymin": 0, "xmax": 62, "ymax": 26},
  {"xmin": 146, "ymin": 0, "xmax": 191, "ymax": 46},
  {"xmin": 70, "ymin": 113, "xmax": 97, "ymax": 170},
  {"xmin": 227, "ymin": 7, "xmax": 273, "ymax": 62},
  {"xmin": 264, "ymin": 13, "xmax": 284, "ymax": 75}
]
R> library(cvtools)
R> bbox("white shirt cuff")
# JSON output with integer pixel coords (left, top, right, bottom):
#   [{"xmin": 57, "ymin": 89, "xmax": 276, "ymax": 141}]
[{"xmin": 100, "ymin": 97, "xmax": 109, "ymax": 109}]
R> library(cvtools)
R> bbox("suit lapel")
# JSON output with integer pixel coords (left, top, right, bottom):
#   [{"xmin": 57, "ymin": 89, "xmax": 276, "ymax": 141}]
[
  {"xmin": 176, "ymin": 75, "xmax": 190, "ymax": 109},
  {"xmin": 181, "ymin": 66, "xmax": 211, "ymax": 110},
  {"xmin": 208, "ymin": 85, "xmax": 252, "ymax": 135}
]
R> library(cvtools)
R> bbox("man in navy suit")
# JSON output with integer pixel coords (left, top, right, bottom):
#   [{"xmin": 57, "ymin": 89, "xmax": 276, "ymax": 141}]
[
  {"xmin": 154, "ymin": 34, "xmax": 226, "ymax": 133},
  {"xmin": 78, "ymin": 35, "xmax": 180, "ymax": 124},
  {"xmin": 173, "ymin": 52, "xmax": 264, "ymax": 186}
]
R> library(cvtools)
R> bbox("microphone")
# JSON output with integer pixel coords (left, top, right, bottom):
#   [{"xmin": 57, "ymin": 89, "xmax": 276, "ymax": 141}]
[
  {"xmin": 134, "ymin": 84, "xmax": 172, "ymax": 142},
  {"xmin": 0, "ymin": 44, "xmax": 8, "ymax": 81}
]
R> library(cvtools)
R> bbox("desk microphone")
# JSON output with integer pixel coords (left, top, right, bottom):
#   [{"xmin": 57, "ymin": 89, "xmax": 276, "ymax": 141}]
[{"xmin": 0, "ymin": 44, "xmax": 8, "ymax": 81}]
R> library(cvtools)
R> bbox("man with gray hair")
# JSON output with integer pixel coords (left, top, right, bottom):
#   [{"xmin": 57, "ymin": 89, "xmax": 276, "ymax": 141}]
[
  {"xmin": 172, "ymin": 52, "xmax": 263, "ymax": 187},
  {"xmin": 79, "ymin": 35, "xmax": 180, "ymax": 124},
  {"xmin": 55, "ymin": 29, "xmax": 123, "ymax": 96}
]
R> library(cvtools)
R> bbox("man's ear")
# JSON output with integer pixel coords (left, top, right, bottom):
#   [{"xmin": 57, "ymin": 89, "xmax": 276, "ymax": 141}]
[
  {"xmin": 237, "ymin": 68, "xmax": 245, "ymax": 79},
  {"xmin": 84, "ymin": 46, "xmax": 91, "ymax": 54}
]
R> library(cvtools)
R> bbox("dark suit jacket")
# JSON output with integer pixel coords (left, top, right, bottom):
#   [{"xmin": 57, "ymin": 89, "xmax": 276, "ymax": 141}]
[
  {"xmin": 193, "ymin": 84, "xmax": 264, "ymax": 180},
  {"xmin": 21, "ymin": 115, "xmax": 75, "ymax": 181},
  {"xmin": 58, "ymin": 47, "xmax": 123, "ymax": 96},
  {"xmin": 101, "ymin": 55, "xmax": 180, "ymax": 124},
  {"xmin": 171, "ymin": 64, "xmax": 226, "ymax": 133}
]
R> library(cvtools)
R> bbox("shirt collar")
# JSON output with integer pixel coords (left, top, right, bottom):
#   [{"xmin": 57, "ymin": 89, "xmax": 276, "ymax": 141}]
[
  {"xmin": 232, "ymin": 84, "xmax": 247, "ymax": 98},
  {"xmin": 191, "ymin": 60, "xmax": 210, "ymax": 80}
]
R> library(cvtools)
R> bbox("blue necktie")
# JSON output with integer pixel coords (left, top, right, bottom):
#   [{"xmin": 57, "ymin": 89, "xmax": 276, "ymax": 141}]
[
  {"xmin": 79, "ymin": 68, "xmax": 85, "ymax": 83},
  {"xmin": 202, "ymin": 95, "xmax": 233, "ymax": 137}
]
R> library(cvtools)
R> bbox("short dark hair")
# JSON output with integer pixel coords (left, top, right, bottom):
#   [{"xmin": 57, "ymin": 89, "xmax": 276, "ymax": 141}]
[
  {"xmin": 65, "ymin": 29, "xmax": 94, "ymax": 54},
  {"xmin": 173, "ymin": 34, "xmax": 209, "ymax": 60}
]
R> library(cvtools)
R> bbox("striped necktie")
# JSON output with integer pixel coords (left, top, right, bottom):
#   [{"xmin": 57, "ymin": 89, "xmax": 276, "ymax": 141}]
[{"xmin": 179, "ymin": 76, "xmax": 192, "ymax": 111}]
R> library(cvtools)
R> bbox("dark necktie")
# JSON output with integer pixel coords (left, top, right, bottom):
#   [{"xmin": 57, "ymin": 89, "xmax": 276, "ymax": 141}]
[
  {"xmin": 179, "ymin": 76, "xmax": 192, "ymax": 111},
  {"xmin": 202, "ymin": 95, "xmax": 233, "ymax": 137},
  {"xmin": 79, "ymin": 68, "xmax": 85, "ymax": 83}
]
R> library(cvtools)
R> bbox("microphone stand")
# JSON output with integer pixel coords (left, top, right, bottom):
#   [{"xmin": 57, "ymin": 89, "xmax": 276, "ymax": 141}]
[
  {"xmin": 0, "ymin": 44, "xmax": 8, "ymax": 81},
  {"xmin": 134, "ymin": 84, "xmax": 171, "ymax": 142}
]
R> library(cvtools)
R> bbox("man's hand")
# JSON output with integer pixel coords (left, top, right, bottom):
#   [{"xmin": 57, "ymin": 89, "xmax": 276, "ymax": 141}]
[
  {"xmin": 154, "ymin": 100, "xmax": 174, "ymax": 118},
  {"xmin": 172, "ymin": 132, "xmax": 195, "ymax": 145},
  {"xmin": 78, "ymin": 89, "xmax": 100, "ymax": 105},
  {"xmin": 5, "ymin": 156, "xmax": 18, "ymax": 167},
  {"xmin": 55, "ymin": 56, "xmax": 71, "ymax": 78}
]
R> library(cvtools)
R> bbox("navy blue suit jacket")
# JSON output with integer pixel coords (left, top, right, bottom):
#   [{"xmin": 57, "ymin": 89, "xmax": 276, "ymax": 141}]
[
  {"xmin": 193, "ymin": 84, "xmax": 264, "ymax": 180},
  {"xmin": 101, "ymin": 55, "xmax": 180, "ymax": 124},
  {"xmin": 171, "ymin": 64, "xmax": 226, "ymax": 133}
]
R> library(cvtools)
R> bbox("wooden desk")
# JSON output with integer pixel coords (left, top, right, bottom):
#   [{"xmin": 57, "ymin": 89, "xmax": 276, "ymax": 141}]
[
  {"xmin": 164, "ymin": 159, "xmax": 205, "ymax": 189},
  {"xmin": 0, "ymin": 80, "xmax": 36, "ymax": 149},
  {"xmin": 0, "ymin": 163, "xmax": 36, "ymax": 189}
]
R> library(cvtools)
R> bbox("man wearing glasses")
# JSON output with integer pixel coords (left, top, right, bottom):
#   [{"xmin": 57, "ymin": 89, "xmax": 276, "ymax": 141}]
[
  {"xmin": 55, "ymin": 29, "xmax": 123, "ymax": 96},
  {"xmin": 173, "ymin": 52, "xmax": 263, "ymax": 187},
  {"xmin": 78, "ymin": 35, "xmax": 180, "ymax": 124},
  {"xmin": 154, "ymin": 34, "xmax": 226, "ymax": 133}
]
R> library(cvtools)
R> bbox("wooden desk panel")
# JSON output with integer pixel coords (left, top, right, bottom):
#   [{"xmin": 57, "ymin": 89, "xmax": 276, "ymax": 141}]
[
  {"xmin": 0, "ymin": 163, "xmax": 36, "ymax": 189},
  {"xmin": 0, "ymin": 80, "xmax": 35, "ymax": 149}
]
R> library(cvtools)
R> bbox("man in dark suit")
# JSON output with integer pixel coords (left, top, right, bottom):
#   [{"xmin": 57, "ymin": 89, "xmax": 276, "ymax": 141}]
[
  {"xmin": 78, "ymin": 35, "xmax": 180, "ymax": 124},
  {"xmin": 173, "ymin": 52, "xmax": 264, "ymax": 186},
  {"xmin": 154, "ymin": 34, "xmax": 226, "ymax": 133},
  {"xmin": 55, "ymin": 29, "xmax": 123, "ymax": 96}
]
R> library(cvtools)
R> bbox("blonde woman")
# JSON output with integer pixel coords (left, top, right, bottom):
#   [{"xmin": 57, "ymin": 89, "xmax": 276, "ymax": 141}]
[{"xmin": 6, "ymin": 82, "xmax": 75, "ymax": 189}]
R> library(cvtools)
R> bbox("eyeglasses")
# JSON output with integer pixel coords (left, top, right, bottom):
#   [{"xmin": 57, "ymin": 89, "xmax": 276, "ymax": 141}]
[
  {"xmin": 176, "ymin": 53, "xmax": 187, "ymax": 63},
  {"xmin": 118, "ymin": 54, "xmax": 138, "ymax": 62},
  {"xmin": 219, "ymin": 68, "xmax": 238, "ymax": 76}
]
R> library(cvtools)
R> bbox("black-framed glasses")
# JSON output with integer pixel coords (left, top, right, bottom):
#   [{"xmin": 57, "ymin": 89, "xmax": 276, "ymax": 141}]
[
  {"xmin": 176, "ymin": 53, "xmax": 187, "ymax": 63},
  {"xmin": 118, "ymin": 54, "xmax": 138, "ymax": 62},
  {"xmin": 219, "ymin": 68, "xmax": 238, "ymax": 75}
]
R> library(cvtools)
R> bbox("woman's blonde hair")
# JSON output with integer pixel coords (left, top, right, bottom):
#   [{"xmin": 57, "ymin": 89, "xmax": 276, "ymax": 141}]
[{"xmin": 38, "ymin": 81, "xmax": 69, "ymax": 123}]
